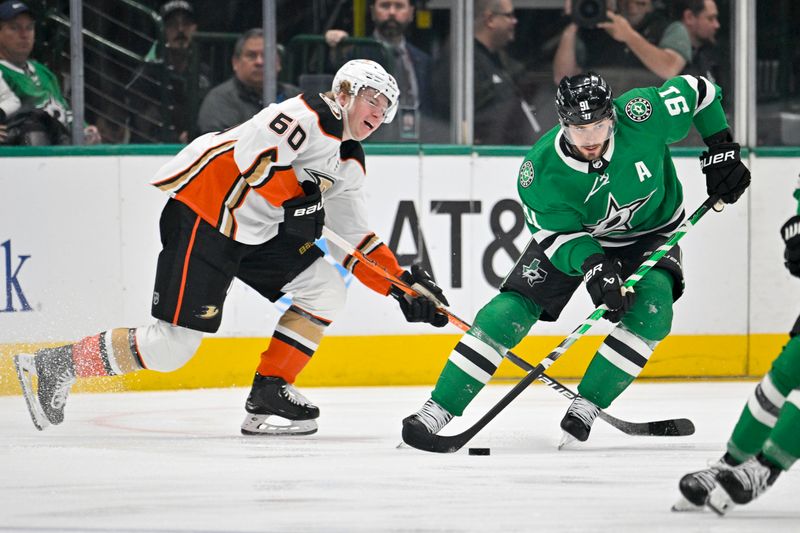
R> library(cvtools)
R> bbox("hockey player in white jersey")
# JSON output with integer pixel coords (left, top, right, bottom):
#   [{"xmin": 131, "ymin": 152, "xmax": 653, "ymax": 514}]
[{"xmin": 14, "ymin": 59, "xmax": 449, "ymax": 436}]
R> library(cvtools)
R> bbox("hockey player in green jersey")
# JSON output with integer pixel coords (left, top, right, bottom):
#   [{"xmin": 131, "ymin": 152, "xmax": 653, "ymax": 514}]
[
  {"xmin": 402, "ymin": 71, "xmax": 751, "ymax": 448},
  {"xmin": 674, "ymin": 184, "xmax": 800, "ymax": 514}
]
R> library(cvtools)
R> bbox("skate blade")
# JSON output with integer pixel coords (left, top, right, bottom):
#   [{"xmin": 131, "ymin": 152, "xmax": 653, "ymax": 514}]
[
  {"xmin": 557, "ymin": 431, "xmax": 579, "ymax": 450},
  {"xmin": 706, "ymin": 486, "xmax": 734, "ymax": 516},
  {"xmin": 13, "ymin": 354, "xmax": 49, "ymax": 431},
  {"xmin": 671, "ymin": 496, "xmax": 705, "ymax": 512},
  {"xmin": 240, "ymin": 413, "xmax": 318, "ymax": 436}
]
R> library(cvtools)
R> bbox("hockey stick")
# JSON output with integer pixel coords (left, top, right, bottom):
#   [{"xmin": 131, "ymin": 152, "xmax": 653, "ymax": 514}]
[
  {"xmin": 321, "ymin": 228, "xmax": 693, "ymax": 437},
  {"xmin": 400, "ymin": 195, "xmax": 722, "ymax": 453}
]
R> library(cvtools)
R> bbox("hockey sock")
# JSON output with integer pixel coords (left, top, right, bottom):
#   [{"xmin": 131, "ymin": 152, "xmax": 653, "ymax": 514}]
[
  {"xmin": 727, "ymin": 336, "xmax": 800, "ymax": 462},
  {"xmin": 71, "ymin": 328, "xmax": 144, "ymax": 377},
  {"xmin": 577, "ymin": 325, "xmax": 656, "ymax": 408},
  {"xmin": 762, "ymin": 391, "xmax": 800, "ymax": 470},
  {"xmin": 257, "ymin": 306, "xmax": 328, "ymax": 383},
  {"xmin": 430, "ymin": 291, "xmax": 540, "ymax": 416},
  {"xmin": 577, "ymin": 269, "xmax": 673, "ymax": 408}
]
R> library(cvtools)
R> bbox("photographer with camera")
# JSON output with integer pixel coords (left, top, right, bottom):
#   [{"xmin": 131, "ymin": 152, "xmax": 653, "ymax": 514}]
[
  {"xmin": 0, "ymin": 1, "xmax": 101, "ymax": 145},
  {"xmin": 553, "ymin": 0, "xmax": 692, "ymax": 95}
]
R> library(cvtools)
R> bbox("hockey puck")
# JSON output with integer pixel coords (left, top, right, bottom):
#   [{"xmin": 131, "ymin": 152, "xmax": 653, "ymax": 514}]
[{"xmin": 468, "ymin": 447, "xmax": 490, "ymax": 456}]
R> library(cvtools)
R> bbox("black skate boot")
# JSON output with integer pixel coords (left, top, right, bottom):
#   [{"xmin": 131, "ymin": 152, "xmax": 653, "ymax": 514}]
[
  {"xmin": 14, "ymin": 345, "xmax": 77, "ymax": 430},
  {"xmin": 558, "ymin": 395, "xmax": 600, "ymax": 449},
  {"xmin": 707, "ymin": 455, "xmax": 782, "ymax": 515},
  {"xmin": 241, "ymin": 374, "xmax": 319, "ymax": 436},
  {"xmin": 401, "ymin": 399, "xmax": 453, "ymax": 451},
  {"xmin": 672, "ymin": 454, "xmax": 738, "ymax": 512}
]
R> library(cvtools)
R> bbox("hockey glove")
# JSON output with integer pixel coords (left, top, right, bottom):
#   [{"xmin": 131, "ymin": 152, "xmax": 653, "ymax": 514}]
[
  {"xmin": 700, "ymin": 141, "xmax": 751, "ymax": 204},
  {"xmin": 582, "ymin": 254, "xmax": 635, "ymax": 323},
  {"xmin": 280, "ymin": 181, "xmax": 324, "ymax": 242},
  {"xmin": 392, "ymin": 264, "xmax": 450, "ymax": 328},
  {"xmin": 781, "ymin": 215, "xmax": 800, "ymax": 278}
]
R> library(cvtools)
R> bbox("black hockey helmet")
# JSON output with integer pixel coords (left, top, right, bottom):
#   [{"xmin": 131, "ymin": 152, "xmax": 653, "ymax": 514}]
[{"xmin": 555, "ymin": 72, "xmax": 614, "ymax": 126}]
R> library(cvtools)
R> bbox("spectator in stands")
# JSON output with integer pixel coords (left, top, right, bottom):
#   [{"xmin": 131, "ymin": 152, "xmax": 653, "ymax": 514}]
[
  {"xmin": 431, "ymin": 0, "xmax": 538, "ymax": 145},
  {"xmin": 0, "ymin": 0, "xmax": 100, "ymax": 145},
  {"xmin": 553, "ymin": 0, "xmax": 692, "ymax": 94},
  {"xmin": 673, "ymin": 0, "xmax": 721, "ymax": 82},
  {"xmin": 126, "ymin": 0, "xmax": 210, "ymax": 143},
  {"xmin": 196, "ymin": 29, "xmax": 300, "ymax": 135},
  {"xmin": 325, "ymin": 0, "xmax": 434, "ymax": 141}
]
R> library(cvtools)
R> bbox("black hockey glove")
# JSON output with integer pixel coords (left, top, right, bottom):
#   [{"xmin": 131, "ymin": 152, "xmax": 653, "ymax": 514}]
[
  {"xmin": 392, "ymin": 264, "xmax": 450, "ymax": 328},
  {"xmin": 700, "ymin": 141, "xmax": 751, "ymax": 205},
  {"xmin": 582, "ymin": 254, "xmax": 635, "ymax": 323},
  {"xmin": 280, "ymin": 181, "xmax": 324, "ymax": 242},
  {"xmin": 781, "ymin": 215, "xmax": 800, "ymax": 278}
]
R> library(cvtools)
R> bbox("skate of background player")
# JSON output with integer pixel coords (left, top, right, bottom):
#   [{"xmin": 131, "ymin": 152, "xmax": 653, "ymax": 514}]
[{"xmin": 0, "ymin": 146, "xmax": 790, "ymax": 393}]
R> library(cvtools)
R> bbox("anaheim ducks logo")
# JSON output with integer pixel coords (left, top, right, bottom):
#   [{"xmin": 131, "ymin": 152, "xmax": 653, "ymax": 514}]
[
  {"xmin": 196, "ymin": 305, "xmax": 220, "ymax": 319},
  {"xmin": 304, "ymin": 168, "xmax": 336, "ymax": 193}
]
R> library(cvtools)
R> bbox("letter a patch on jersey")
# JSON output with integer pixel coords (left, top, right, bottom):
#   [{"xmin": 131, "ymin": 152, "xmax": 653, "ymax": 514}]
[{"xmin": 522, "ymin": 258, "xmax": 548, "ymax": 286}]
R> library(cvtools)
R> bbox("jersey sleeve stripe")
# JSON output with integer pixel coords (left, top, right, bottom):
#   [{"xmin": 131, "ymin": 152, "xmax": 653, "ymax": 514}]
[
  {"xmin": 154, "ymin": 141, "xmax": 236, "ymax": 193},
  {"xmin": 680, "ymin": 74, "xmax": 716, "ymax": 115},
  {"xmin": 241, "ymin": 147, "xmax": 279, "ymax": 187}
]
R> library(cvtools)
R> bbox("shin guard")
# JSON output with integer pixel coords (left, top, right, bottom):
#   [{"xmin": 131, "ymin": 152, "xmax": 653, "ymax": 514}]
[
  {"xmin": 257, "ymin": 306, "xmax": 328, "ymax": 383},
  {"xmin": 72, "ymin": 328, "xmax": 144, "ymax": 377},
  {"xmin": 578, "ymin": 326, "xmax": 656, "ymax": 408}
]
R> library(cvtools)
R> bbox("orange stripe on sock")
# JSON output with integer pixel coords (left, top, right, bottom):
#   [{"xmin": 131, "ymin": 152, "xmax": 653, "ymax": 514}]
[
  {"xmin": 173, "ymin": 216, "xmax": 202, "ymax": 325},
  {"xmin": 257, "ymin": 338, "xmax": 312, "ymax": 383},
  {"xmin": 72, "ymin": 334, "xmax": 108, "ymax": 377}
]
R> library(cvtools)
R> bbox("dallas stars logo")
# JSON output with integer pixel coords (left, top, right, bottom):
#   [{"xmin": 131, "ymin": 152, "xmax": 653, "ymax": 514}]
[
  {"xmin": 519, "ymin": 160, "xmax": 534, "ymax": 188},
  {"xmin": 587, "ymin": 191, "xmax": 655, "ymax": 236},
  {"xmin": 522, "ymin": 258, "xmax": 548, "ymax": 286},
  {"xmin": 625, "ymin": 97, "xmax": 652, "ymax": 122}
]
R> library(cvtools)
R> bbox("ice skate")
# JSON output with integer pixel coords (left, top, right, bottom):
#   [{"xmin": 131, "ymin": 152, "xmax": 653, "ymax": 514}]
[
  {"xmin": 402, "ymin": 399, "xmax": 453, "ymax": 446},
  {"xmin": 672, "ymin": 458, "xmax": 734, "ymax": 512},
  {"xmin": 706, "ymin": 456, "xmax": 782, "ymax": 516},
  {"xmin": 14, "ymin": 346, "xmax": 77, "ymax": 430},
  {"xmin": 558, "ymin": 395, "xmax": 599, "ymax": 449},
  {"xmin": 241, "ymin": 374, "xmax": 319, "ymax": 436}
]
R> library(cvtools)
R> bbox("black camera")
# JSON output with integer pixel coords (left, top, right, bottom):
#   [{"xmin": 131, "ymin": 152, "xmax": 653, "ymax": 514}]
[{"xmin": 573, "ymin": 0, "xmax": 609, "ymax": 28}]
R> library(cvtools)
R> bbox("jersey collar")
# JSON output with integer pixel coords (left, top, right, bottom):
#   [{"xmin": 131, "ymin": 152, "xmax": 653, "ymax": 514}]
[{"xmin": 555, "ymin": 129, "xmax": 616, "ymax": 174}]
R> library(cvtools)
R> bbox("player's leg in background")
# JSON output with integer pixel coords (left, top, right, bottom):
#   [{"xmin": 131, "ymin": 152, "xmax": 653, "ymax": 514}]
[
  {"xmin": 676, "ymin": 314, "xmax": 800, "ymax": 512},
  {"xmin": 706, "ymin": 323, "xmax": 800, "ymax": 513}
]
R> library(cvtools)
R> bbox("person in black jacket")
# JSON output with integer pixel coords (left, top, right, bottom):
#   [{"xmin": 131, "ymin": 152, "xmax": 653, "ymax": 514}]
[{"xmin": 196, "ymin": 29, "xmax": 300, "ymax": 134}]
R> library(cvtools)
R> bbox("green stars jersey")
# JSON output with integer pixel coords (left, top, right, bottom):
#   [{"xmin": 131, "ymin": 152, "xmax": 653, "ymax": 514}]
[
  {"xmin": 0, "ymin": 60, "xmax": 71, "ymax": 126},
  {"xmin": 518, "ymin": 75, "xmax": 729, "ymax": 276}
]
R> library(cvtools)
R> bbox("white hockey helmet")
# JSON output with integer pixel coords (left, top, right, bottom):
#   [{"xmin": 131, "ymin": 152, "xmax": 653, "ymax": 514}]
[{"xmin": 332, "ymin": 59, "xmax": 399, "ymax": 123}]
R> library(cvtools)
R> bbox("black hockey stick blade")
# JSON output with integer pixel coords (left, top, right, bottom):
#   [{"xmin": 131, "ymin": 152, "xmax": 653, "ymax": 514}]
[
  {"xmin": 402, "ymin": 364, "xmax": 545, "ymax": 453},
  {"xmin": 597, "ymin": 411, "xmax": 695, "ymax": 436}
]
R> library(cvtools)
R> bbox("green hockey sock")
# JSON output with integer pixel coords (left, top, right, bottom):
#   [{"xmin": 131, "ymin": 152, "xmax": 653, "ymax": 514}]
[
  {"xmin": 577, "ymin": 325, "xmax": 656, "ymax": 408},
  {"xmin": 727, "ymin": 373, "xmax": 787, "ymax": 462},
  {"xmin": 430, "ymin": 291, "xmax": 540, "ymax": 416},
  {"xmin": 762, "ymin": 394, "xmax": 800, "ymax": 470}
]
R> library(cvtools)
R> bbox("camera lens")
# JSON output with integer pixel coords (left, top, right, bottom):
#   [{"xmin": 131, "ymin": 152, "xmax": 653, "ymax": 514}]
[{"xmin": 579, "ymin": 0, "xmax": 600, "ymax": 18}]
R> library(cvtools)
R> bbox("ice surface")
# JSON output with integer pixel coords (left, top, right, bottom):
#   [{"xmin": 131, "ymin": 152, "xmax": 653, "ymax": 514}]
[{"xmin": 0, "ymin": 382, "xmax": 796, "ymax": 532}]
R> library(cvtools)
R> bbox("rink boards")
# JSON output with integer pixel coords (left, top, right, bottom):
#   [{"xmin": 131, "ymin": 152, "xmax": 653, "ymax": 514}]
[{"xmin": 1, "ymin": 147, "xmax": 797, "ymax": 393}]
